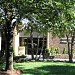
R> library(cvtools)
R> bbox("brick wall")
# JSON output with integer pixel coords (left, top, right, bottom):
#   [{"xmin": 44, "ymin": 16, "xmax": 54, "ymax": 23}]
[{"xmin": 48, "ymin": 33, "xmax": 75, "ymax": 54}]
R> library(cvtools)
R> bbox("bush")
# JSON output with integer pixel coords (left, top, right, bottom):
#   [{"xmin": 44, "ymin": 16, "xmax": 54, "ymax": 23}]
[
  {"xmin": 55, "ymin": 47, "xmax": 60, "ymax": 54},
  {"xmin": 50, "ymin": 47, "xmax": 55, "ymax": 55},
  {"xmin": 63, "ymin": 48, "xmax": 66, "ymax": 54},
  {"xmin": 13, "ymin": 56, "xmax": 27, "ymax": 62},
  {"xmin": 45, "ymin": 48, "xmax": 50, "ymax": 53},
  {"xmin": 43, "ymin": 48, "xmax": 50, "ymax": 59}
]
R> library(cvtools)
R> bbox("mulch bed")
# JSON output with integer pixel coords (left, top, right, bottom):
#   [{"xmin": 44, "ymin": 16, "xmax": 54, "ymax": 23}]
[
  {"xmin": 0, "ymin": 70, "xmax": 21, "ymax": 75},
  {"xmin": 55, "ymin": 54, "xmax": 75, "ymax": 59},
  {"xmin": 55, "ymin": 55, "xmax": 69, "ymax": 59}
]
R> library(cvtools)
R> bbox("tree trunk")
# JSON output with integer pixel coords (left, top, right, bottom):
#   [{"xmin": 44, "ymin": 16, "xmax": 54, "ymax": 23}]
[
  {"xmin": 66, "ymin": 35, "xmax": 71, "ymax": 62},
  {"xmin": 35, "ymin": 33, "xmax": 39, "ymax": 60},
  {"xmin": 70, "ymin": 33, "xmax": 74, "ymax": 63},
  {"xmin": 66, "ymin": 33, "xmax": 74, "ymax": 63},
  {"xmin": 38, "ymin": 34, "xmax": 45, "ymax": 60},
  {"xmin": 5, "ymin": 30, "xmax": 13, "ymax": 70},
  {"xmin": 2, "ymin": 6, "xmax": 16, "ymax": 71},
  {"xmin": 42, "ymin": 34, "xmax": 45, "ymax": 60},
  {"xmin": 4, "ymin": 20, "xmax": 14, "ymax": 71},
  {"xmin": 30, "ymin": 26, "xmax": 34, "ymax": 60}
]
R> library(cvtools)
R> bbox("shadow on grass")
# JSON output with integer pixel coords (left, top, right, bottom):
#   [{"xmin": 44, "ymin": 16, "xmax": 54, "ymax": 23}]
[
  {"xmin": 0, "ymin": 64, "xmax": 5, "ymax": 70},
  {"xmin": 15, "ymin": 63, "xmax": 75, "ymax": 75}
]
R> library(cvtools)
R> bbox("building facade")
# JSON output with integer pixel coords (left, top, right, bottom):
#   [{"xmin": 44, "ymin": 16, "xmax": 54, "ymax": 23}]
[
  {"xmin": 13, "ymin": 27, "xmax": 75, "ymax": 56},
  {"xmin": 13, "ymin": 27, "xmax": 47, "ymax": 56}
]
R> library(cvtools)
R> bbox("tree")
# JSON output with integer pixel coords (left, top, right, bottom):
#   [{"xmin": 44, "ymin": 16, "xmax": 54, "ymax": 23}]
[
  {"xmin": 60, "ymin": 0, "xmax": 75, "ymax": 63},
  {"xmin": 0, "ymin": 0, "xmax": 65, "ymax": 70},
  {"xmin": 23, "ymin": 17, "xmax": 39, "ymax": 60},
  {"xmin": 0, "ymin": 0, "xmax": 18, "ymax": 70},
  {"xmin": 51, "ymin": 0, "xmax": 75, "ymax": 62},
  {"xmin": 22, "ymin": 0, "xmax": 60, "ymax": 60},
  {"xmin": 0, "ymin": 0, "xmax": 40, "ymax": 70}
]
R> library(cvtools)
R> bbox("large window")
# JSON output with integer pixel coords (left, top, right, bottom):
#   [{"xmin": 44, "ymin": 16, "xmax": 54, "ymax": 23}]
[
  {"xmin": 19, "ymin": 37, "xmax": 47, "ymax": 54},
  {"xmin": 60, "ymin": 38, "xmax": 75, "ymax": 44}
]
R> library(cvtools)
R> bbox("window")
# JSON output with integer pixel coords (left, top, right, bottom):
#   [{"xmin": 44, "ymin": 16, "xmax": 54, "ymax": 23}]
[
  {"xmin": 60, "ymin": 37, "xmax": 75, "ymax": 44},
  {"xmin": 60, "ymin": 38, "xmax": 67, "ymax": 44},
  {"xmin": 19, "ymin": 37, "xmax": 25, "ymax": 46}
]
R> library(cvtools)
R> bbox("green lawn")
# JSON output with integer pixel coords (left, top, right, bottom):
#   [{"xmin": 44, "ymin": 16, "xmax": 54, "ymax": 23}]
[
  {"xmin": 14, "ymin": 62, "xmax": 75, "ymax": 75},
  {"xmin": 0, "ymin": 62, "xmax": 75, "ymax": 75}
]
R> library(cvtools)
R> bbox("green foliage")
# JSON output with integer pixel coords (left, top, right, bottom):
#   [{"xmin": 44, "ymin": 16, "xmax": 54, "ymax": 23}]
[
  {"xmin": 50, "ymin": 47, "xmax": 55, "ymax": 55},
  {"xmin": 55, "ymin": 47, "xmax": 60, "ymax": 54},
  {"xmin": 0, "ymin": 0, "xmax": 75, "ymax": 69},
  {"xmin": 63, "ymin": 48, "xmax": 66, "ymax": 54},
  {"xmin": 45, "ymin": 48, "xmax": 50, "ymax": 53}
]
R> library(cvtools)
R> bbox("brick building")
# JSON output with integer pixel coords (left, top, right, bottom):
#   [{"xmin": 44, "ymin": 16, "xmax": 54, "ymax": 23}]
[{"xmin": 13, "ymin": 27, "xmax": 75, "ymax": 56}]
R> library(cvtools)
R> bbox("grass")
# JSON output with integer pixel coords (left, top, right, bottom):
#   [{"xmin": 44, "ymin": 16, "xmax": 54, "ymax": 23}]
[
  {"xmin": 14, "ymin": 62, "xmax": 75, "ymax": 75},
  {"xmin": 0, "ymin": 62, "xmax": 75, "ymax": 75}
]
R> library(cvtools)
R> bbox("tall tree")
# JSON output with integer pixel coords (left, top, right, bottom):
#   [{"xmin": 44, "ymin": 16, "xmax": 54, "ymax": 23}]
[
  {"xmin": 51, "ymin": 0, "xmax": 75, "ymax": 62},
  {"xmin": 0, "ymin": 0, "xmax": 40, "ymax": 70},
  {"xmin": 60, "ymin": 0, "xmax": 75, "ymax": 63},
  {"xmin": 0, "ymin": 1, "xmax": 18, "ymax": 70},
  {"xmin": 0, "ymin": 0, "xmax": 65, "ymax": 70}
]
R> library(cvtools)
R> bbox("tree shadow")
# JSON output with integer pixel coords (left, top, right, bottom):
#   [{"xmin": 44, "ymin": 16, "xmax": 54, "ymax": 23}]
[
  {"xmin": 15, "ymin": 63, "xmax": 75, "ymax": 75},
  {"xmin": 0, "ymin": 63, "xmax": 5, "ymax": 70}
]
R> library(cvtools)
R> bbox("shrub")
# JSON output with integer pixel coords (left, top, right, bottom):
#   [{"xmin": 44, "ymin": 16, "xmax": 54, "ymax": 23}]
[
  {"xmin": 13, "ymin": 56, "xmax": 27, "ymax": 62},
  {"xmin": 63, "ymin": 48, "xmax": 66, "ymax": 54},
  {"xmin": 45, "ymin": 48, "xmax": 50, "ymax": 53},
  {"xmin": 50, "ymin": 47, "xmax": 55, "ymax": 55},
  {"xmin": 55, "ymin": 47, "xmax": 60, "ymax": 54}
]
